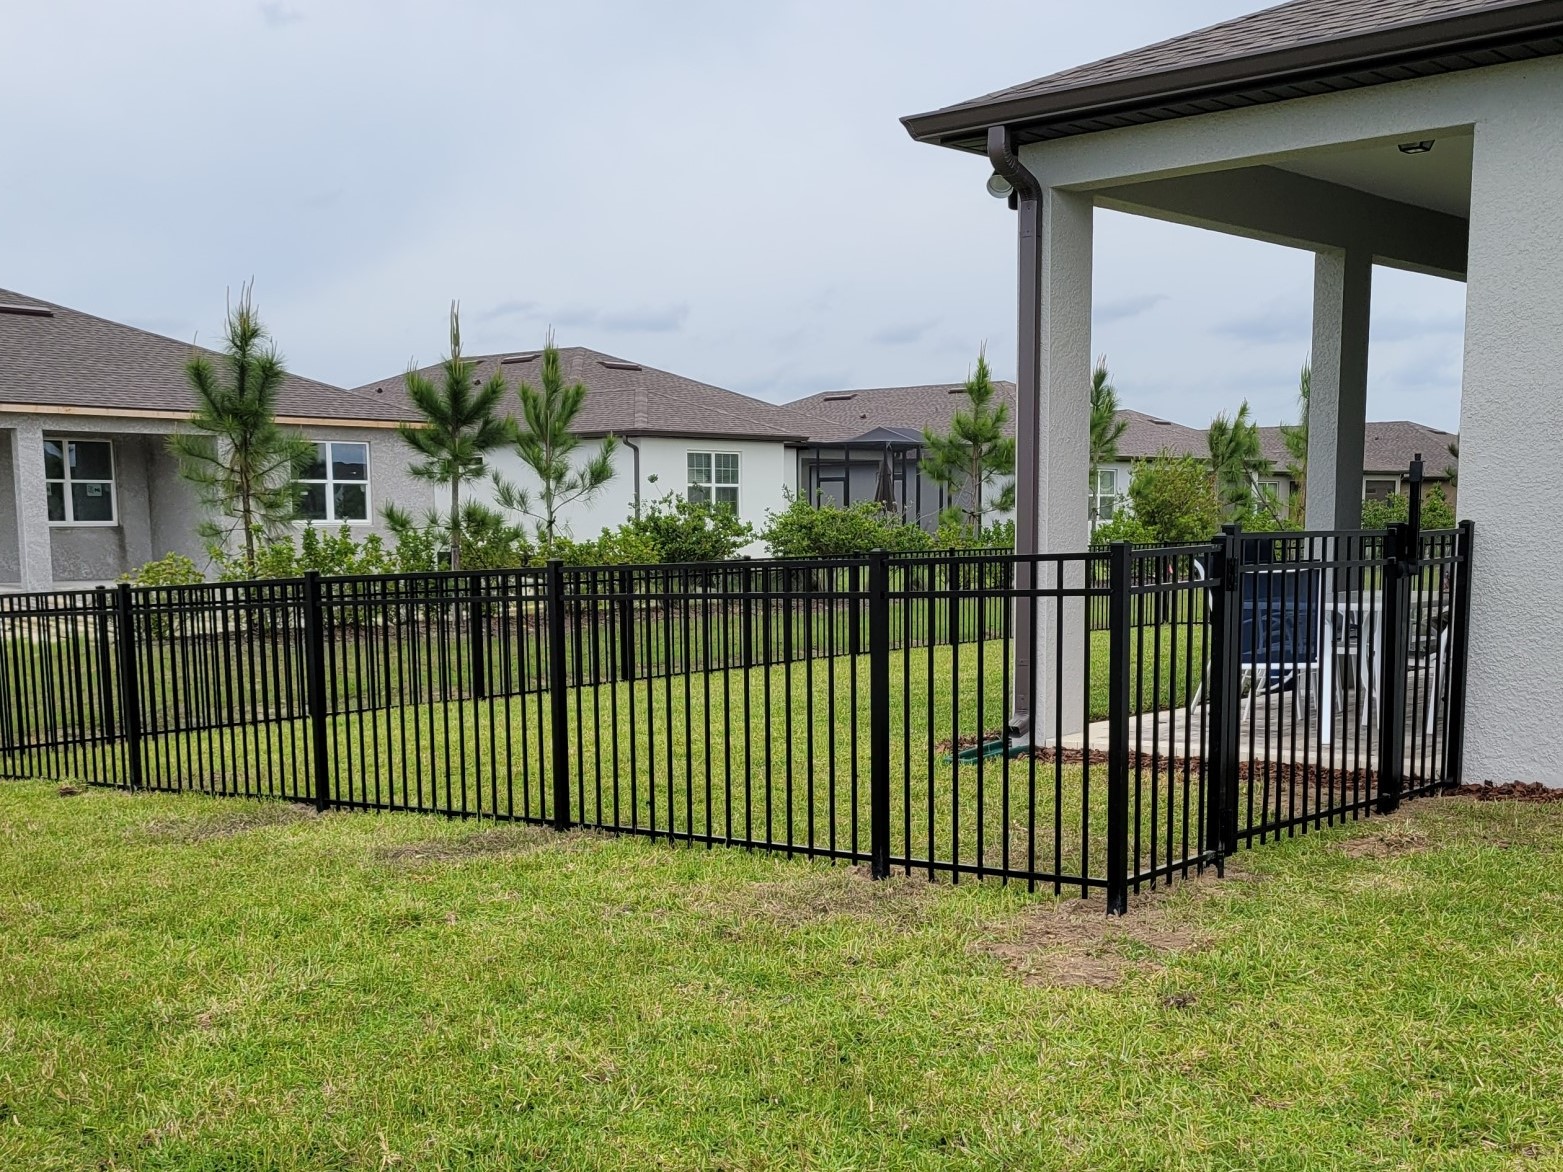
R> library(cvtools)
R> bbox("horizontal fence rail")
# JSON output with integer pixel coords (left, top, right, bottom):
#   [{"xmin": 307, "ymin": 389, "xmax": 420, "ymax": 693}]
[{"xmin": 0, "ymin": 517, "xmax": 1473, "ymax": 914}]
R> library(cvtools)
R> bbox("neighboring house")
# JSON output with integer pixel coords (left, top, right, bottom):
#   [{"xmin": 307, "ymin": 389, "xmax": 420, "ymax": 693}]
[
  {"xmin": 789, "ymin": 378, "xmax": 1450, "ymax": 528},
  {"xmin": 351, "ymin": 347, "xmax": 819, "ymax": 550},
  {"xmin": 0, "ymin": 288, "xmax": 421, "ymax": 591},
  {"xmin": 788, "ymin": 382, "xmax": 997, "ymax": 527}
]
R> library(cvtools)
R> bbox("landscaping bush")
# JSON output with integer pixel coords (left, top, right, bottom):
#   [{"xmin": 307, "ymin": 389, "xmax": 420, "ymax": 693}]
[
  {"xmin": 622, "ymin": 493, "xmax": 752, "ymax": 563},
  {"xmin": 1123, "ymin": 454, "xmax": 1222, "ymax": 545},
  {"xmin": 760, "ymin": 495, "xmax": 932, "ymax": 558},
  {"xmin": 120, "ymin": 552, "xmax": 204, "ymax": 588},
  {"xmin": 216, "ymin": 525, "xmax": 395, "ymax": 581},
  {"xmin": 1090, "ymin": 513, "xmax": 1158, "ymax": 546},
  {"xmin": 1362, "ymin": 484, "xmax": 1456, "ymax": 531}
]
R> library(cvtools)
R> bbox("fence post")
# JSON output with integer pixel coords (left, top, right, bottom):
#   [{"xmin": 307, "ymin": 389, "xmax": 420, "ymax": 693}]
[
  {"xmin": 302, "ymin": 571, "xmax": 331, "ymax": 813},
  {"xmin": 1442, "ymin": 519, "xmax": 1475, "ymax": 785},
  {"xmin": 1105, "ymin": 541, "xmax": 1132, "ymax": 916},
  {"xmin": 1376, "ymin": 522, "xmax": 1412, "ymax": 813},
  {"xmin": 741, "ymin": 559, "xmax": 755, "ymax": 670},
  {"xmin": 545, "ymin": 558, "xmax": 572, "ymax": 831},
  {"xmin": 113, "ymin": 583, "xmax": 143, "ymax": 791},
  {"xmin": 467, "ymin": 572, "xmax": 487, "ymax": 700},
  {"xmin": 94, "ymin": 586, "xmax": 117, "ymax": 744},
  {"xmin": 1204, "ymin": 532, "xmax": 1241, "ymax": 866},
  {"xmin": 867, "ymin": 549, "xmax": 892, "ymax": 879},
  {"xmin": 616, "ymin": 565, "xmax": 636, "ymax": 682}
]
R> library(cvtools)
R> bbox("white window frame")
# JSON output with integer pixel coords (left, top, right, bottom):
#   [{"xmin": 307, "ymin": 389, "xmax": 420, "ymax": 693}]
[
  {"xmin": 44, "ymin": 436, "xmax": 117, "ymax": 527},
  {"xmin": 296, "ymin": 440, "xmax": 372, "ymax": 525},
  {"xmin": 1090, "ymin": 467, "xmax": 1119, "ymax": 524},
  {"xmin": 687, "ymin": 450, "xmax": 740, "ymax": 512}
]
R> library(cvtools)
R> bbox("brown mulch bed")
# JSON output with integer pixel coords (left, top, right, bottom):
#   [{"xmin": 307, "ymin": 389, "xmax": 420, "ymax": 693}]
[{"xmin": 1451, "ymin": 780, "xmax": 1563, "ymax": 804}]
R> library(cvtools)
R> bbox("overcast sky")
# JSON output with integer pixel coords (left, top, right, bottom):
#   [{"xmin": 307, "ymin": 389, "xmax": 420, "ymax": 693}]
[{"xmin": 2, "ymin": 0, "xmax": 1466, "ymax": 432}]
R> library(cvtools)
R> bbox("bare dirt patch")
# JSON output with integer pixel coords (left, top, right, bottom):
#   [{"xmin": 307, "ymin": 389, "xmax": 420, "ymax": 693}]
[
  {"xmin": 373, "ymin": 825, "xmax": 574, "ymax": 867},
  {"xmin": 744, "ymin": 865, "xmax": 935, "ymax": 929},
  {"xmin": 56, "ymin": 784, "xmax": 83, "ymax": 798},
  {"xmin": 1338, "ymin": 822, "xmax": 1431, "ymax": 859},
  {"xmin": 974, "ymin": 897, "xmax": 1203, "ymax": 989},
  {"xmin": 136, "ymin": 803, "xmax": 315, "ymax": 844}
]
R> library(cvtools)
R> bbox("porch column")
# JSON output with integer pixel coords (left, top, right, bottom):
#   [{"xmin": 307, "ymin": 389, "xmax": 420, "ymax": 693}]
[
  {"xmin": 1306, "ymin": 247, "xmax": 1371, "ymax": 528},
  {"xmin": 1459, "ymin": 111, "xmax": 1563, "ymax": 786},
  {"xmin": 1034, "ymin": 186, "xmax": 1093, "ymax": 740},
  {"xmin": 10, "ymin": 419, "xmax": 52, "ymax": 592}
]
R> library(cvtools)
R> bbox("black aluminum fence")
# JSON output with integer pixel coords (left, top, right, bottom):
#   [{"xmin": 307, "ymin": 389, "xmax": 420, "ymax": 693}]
[{"xmin": 0, "ymin": 519, "xmax": 1472, "ymax": 914}]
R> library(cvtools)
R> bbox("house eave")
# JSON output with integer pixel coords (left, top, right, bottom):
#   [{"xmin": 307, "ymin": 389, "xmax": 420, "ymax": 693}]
[{"xmin": 901, "ymin": 2, "xmax": 1563, "ymax": 151}]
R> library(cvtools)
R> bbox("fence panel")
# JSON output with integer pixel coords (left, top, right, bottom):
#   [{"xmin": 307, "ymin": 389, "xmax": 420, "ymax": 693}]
[
  {"xmin": 0, "ymin": 515, "xmax": 1476, "ymax": 915},
  {"xmin": 0, "ymin": 588, "xmax": 125, "ymax": 786},
  {"xmin": 886, "ymin": 550, "xmax": 1109, "ymax": 893}
]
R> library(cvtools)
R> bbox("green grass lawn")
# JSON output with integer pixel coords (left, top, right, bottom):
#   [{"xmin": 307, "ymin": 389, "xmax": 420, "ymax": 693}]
[{"xmin": 1, "ymin": 781, "xmax": 1559, "ymax": 1170}]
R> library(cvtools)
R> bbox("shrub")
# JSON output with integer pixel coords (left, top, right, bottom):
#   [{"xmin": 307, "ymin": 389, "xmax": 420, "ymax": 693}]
[
  {"xmin": 759, "ymin": 495, "xmax": 931, "ymax": 559},
  {"xmin": 120, "ymin": 552, "xmax": 204, "ymax": 588},
  {"xmin": 216, "ymin": 525, "xmax": 396, "ymax": 580},
  {"xmin": 1090, "ymin": 513, "xmax": 1158, "ymax": 546},
  {"xmin": 552, "ymin": 528, "xmax": 661, "ymax": 567},
  {"xmin": 1361, "ymin": 484, "xmax": 1456, "ymax": 531},
  {"xmin": 1124, "ymin": 454, "xmax": 1222, "ymax": 545},
  {"xmin": 622, "ymin": 494, "xmax": 753, "ymax": 563}
]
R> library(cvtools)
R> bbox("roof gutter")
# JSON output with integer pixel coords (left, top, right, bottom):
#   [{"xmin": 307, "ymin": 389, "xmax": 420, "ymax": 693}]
[
  {"xmin": 623, "ymin": 434, "xmax": 643, "ymax": 518},
  {"xmin": 904, "ymin": 2, "xmax": 1563, "ymax": 148},
  {"xmin": 987, "ymin": 124, "xmax": 1043, "ymax": 739}
]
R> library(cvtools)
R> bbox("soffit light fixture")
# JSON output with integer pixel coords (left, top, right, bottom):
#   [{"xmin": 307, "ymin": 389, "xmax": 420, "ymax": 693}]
[
  {"xmin": 985, "ymin": 172, "xmax": 1013, "ymax": 199},
  {"xmin": 1398, "ymin": 140, "xmax": 1436, "ymax": 154}
]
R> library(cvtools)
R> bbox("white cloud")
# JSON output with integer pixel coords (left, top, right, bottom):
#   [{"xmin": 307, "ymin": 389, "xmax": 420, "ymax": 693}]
[{"xmin": 0, "ymin": 0, "xmax": 1464, "ymax": 431}]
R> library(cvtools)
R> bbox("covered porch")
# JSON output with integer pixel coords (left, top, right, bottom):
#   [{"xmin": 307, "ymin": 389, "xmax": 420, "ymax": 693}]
[{"xmin": 904, "ymin": 5, "xmax": 1563, "ymax": 784}]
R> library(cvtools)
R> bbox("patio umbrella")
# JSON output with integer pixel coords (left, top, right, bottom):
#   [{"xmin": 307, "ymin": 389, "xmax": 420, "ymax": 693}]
[{"xmin": 874, "ymin": 449, "xmax": 896, "ymax": 510}]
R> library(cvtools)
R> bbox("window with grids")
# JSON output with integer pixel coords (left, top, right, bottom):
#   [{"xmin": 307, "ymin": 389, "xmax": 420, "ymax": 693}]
[
  {"xmin": 687, "ymin": 451, "xmax": 739, "ymax": 511},
  {"xmin": 296, "ymin": 441, "xmax": 370, "ymax": 523},
  {"xmin": 1091, "ymin": 468, "xmax": 1119, "ymax": 522},
  {"xmin": 43, "ymin": 438, "xmax": 116, "ymax": 524}
]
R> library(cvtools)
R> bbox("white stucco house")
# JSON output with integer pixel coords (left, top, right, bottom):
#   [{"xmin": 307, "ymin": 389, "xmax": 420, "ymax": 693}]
[
  {"xmin": 351, "ymin": 348, "xmax": 821, "ymax": 552},
  {"xmin": 901, "ymin": 0, "xmax": 1563, "ymax": 784}
]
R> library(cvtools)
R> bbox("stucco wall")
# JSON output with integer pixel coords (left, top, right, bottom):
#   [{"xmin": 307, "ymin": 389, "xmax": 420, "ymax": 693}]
[
  {"xmin": 0, "ymin": 412, "xmax": 433, "ymax": 585},
  {"xmin": 474, "ymin": 436, "xmax": 794, "ymax": 555}
]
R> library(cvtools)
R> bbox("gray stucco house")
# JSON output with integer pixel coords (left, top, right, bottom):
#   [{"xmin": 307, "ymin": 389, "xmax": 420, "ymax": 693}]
[{"xmin": 0, "ymin": 288, "xmax": 419, "ymax": 591}]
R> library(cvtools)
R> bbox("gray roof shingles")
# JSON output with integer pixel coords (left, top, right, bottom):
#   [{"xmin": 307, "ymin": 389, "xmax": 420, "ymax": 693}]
[
  {"xmin": 0, "ymin": 287, "xmax": 403, "ymax": 422},
  {"xmin": 951, "ymin": 0, "xmax": 1527, "ymax": 114},
  {"xmin": 904, "ymin": 0, "xmax": 1563, "ymax": 143},
  {"xmin": 788, "ymin": 381, "xmax": 1453, "ymax": 475},
  {"xmin": 351, "ymin": 347, "xmax": 822, "ymax": 442}
]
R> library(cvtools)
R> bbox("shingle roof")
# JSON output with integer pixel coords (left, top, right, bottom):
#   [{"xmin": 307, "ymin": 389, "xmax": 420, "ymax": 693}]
[
  {"xmin": 352, "ymin": 348, "xmax": 820, "ymax": 442},
  {"xmin": 1257, "ymin": 419, "xmax": 1457, "ymax": 475},
  {"xmin": 903, "ymin": 0, "xmax": 1563, "ymax": 148},
  {"xmin": 788, "ymin": 381, "xmax": 1212, "ymax": 454},
  {"xmin": 788, "ymin": 381, "xmax": 1455, "ymax": 475},
  {"xmin": 789, "ymin": 381, "xmax": 1020, "ymax": 443},
  {"xmin": 0, "ymin": 287, "xmax": 401, "ymax": 422}
]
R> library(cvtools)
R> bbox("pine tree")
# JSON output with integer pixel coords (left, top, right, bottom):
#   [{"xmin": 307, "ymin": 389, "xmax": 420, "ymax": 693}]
[
  {"xmin": 492, "ymin": 334, "xmax": 618, "ymax": 553},
  {"xmin": 395, "ymin": 303, "xmax": 513, "ymax": 570},
  {"xmin": 1088, "ymin": 355, "xmax": 1128, "ymax": 531},
  {"xmin": 922, "ymin": 348, "xmax": 1016, "ymax": 534},
  {"xmin": 170, "ymin": 283, "xmax": 315, "ymax": 575},
  {"xmin": 1207, "ymin": 400, "xmax": 1273, "ymax": 520}
]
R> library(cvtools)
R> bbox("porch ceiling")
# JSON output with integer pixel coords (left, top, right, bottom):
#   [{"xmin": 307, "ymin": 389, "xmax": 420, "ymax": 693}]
[{"xmin": 1095, "ymin": 133, "xmax": 1472, "ymax": 280}]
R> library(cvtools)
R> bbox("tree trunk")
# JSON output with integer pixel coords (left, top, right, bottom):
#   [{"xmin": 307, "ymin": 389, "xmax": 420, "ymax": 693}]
[{"xmin": 449, "ymin": 479, "xmax": 462, "ymax": 571}]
